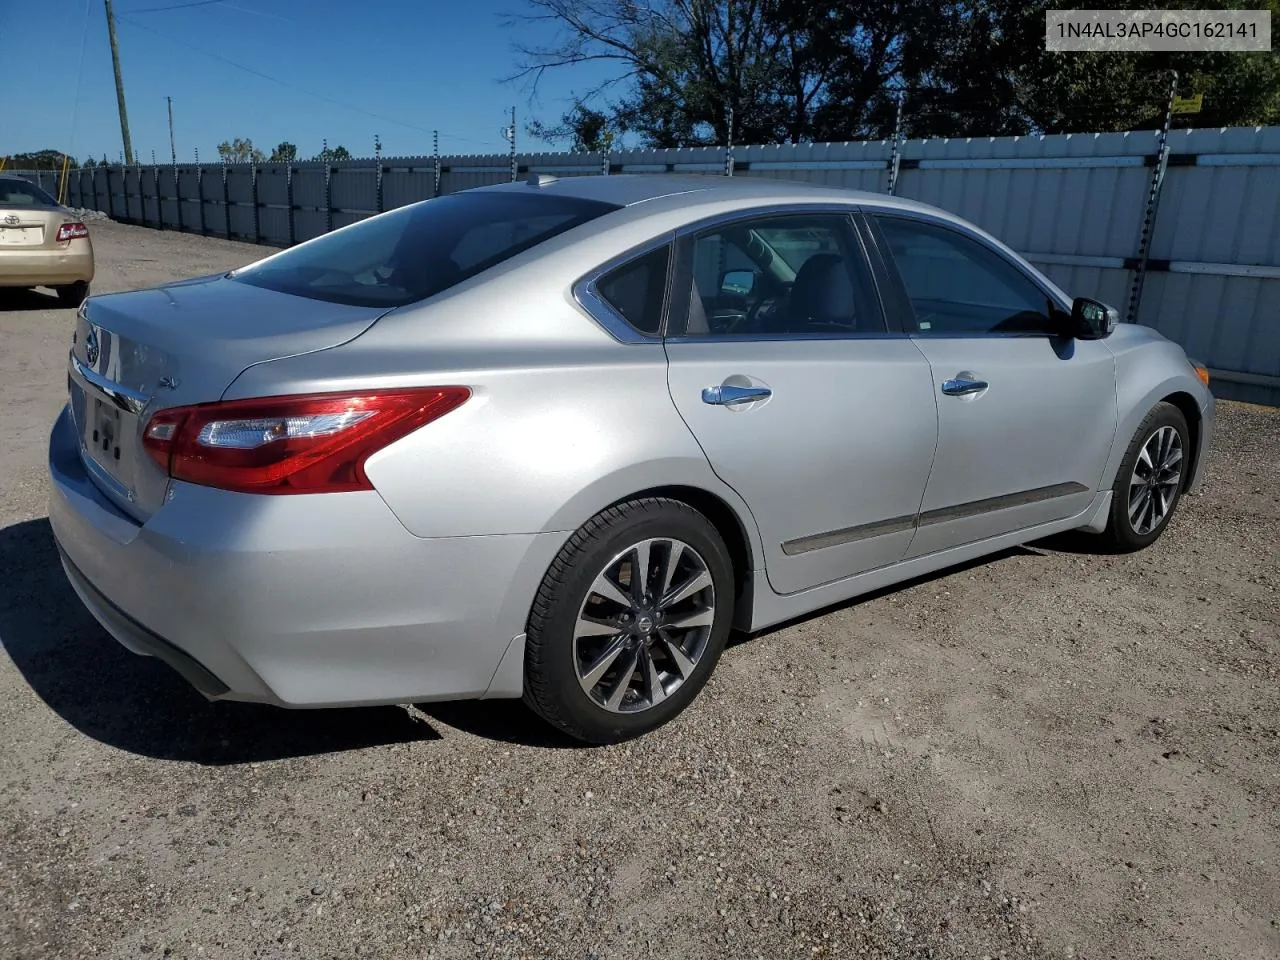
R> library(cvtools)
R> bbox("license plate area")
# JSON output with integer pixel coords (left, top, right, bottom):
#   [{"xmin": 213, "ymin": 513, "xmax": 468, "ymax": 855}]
[
  {"xmin": 79, "ymin": 394, "xmax": 139, "ymax": 502},
  {"xmin": 0, "ymin": 225, "xmax": 43, "ymax": 245}
]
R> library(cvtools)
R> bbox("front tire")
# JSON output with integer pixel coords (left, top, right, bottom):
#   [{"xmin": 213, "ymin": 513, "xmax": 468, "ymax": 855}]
[
  {"xmin": 55, "ymin": 281, "xmax": 89, "ymax": 308},
  {"xmin": 1102, "ymin": 401, "xmax": 1189, "ymax": 552},
  {"xmin": 523, "ymin": 498, "xmax": 735, "ymax": 744}
]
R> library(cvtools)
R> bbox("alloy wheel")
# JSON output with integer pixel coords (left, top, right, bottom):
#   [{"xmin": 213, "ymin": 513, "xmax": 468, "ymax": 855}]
[
  {"xmin": 1127, "ymin": 425, "xmax": 1183, "ymax": 535},
  {"xmin": 572, "ymin": 537, "xmax": 716, "ymax": 714}
]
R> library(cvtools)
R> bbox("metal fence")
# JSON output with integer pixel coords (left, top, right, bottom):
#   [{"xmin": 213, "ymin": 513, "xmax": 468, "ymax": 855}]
[{"xmin": 13, "ymin": 125, "xmax": 1280, "ymax": 404}]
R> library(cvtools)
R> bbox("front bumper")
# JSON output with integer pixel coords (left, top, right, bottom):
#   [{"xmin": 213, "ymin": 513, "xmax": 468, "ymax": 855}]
[
  {"xmin": 1187, "ymin": 392, "xmax": 1215, "ymax": 496},
  {"xmin": 0, "ymin": 242, "xmax": 94, "ymax": 287},
  {"xmin": 47, "ymin": 405, "xmax": 562, "ymax": 707}
]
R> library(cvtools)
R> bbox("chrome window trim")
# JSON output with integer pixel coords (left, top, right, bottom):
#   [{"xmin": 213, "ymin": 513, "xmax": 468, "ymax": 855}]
[
  {"xmin": 668, "ymin": 331, "xmax": 911, "ymax": 345},
  {"xmin": 572, "ymin": 231, "xmax": 676, "ymax": 344},
  {"xmin": 671, "ymin": 201, "xmax": 864, "ymax": 240}
]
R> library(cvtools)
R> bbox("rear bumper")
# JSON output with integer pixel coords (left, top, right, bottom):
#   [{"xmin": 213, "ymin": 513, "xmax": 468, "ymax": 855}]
[
  {"xmin": 47, "ymin": 405, "xmax": 562, "ymax": 707},
  {"xmin": 0, "ymin": 242, "xmax": 94, "ymax": 286}
]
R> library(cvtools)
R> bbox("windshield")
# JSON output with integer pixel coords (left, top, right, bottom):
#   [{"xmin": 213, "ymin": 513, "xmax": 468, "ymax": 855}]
[
  {"xmin": 230, "ymin": 190, "xmax": 620, "ymax": 307},
  {"xmin": 0, "ymin": 177, "xmax": 59, "ymax": 207}
]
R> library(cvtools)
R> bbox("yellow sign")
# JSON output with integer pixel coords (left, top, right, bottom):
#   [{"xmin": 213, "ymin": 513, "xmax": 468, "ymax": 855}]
[{"xmin": 1172, "ymin": 94, "xmax": 1204, "ymax": 115}]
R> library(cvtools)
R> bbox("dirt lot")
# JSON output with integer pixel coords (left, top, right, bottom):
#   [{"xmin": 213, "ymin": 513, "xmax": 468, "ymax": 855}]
[{"xmin": 1, "ymin": 221, "xmax": 1277, "ymax": 960}]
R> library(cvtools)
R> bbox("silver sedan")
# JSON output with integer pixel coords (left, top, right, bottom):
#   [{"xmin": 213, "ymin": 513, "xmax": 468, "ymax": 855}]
[{"xmin": 47, "ymin": 175, "xmax": 1215, "ymax": 743}]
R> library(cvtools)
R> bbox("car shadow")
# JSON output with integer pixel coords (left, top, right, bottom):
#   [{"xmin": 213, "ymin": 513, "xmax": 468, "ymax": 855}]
[
  {"xmin": 0, "ymin": 287, "xmax": 66, "ymax": 312},
  {"xmin": 2, "ymin": 515, "xmax": 1109, "ymax": 761},
  {"xmin": 0, "ymin": 517, "xmax": 445, "ymax": 765},
  {"xmin": 731, "ymin": 542, "xmax": 1067, "ymax": 646}
]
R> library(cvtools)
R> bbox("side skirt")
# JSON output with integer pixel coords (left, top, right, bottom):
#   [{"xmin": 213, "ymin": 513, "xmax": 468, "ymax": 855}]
[{"xmin": 749, "ymin": 492, "xmax": 1109, "ymax": 633}]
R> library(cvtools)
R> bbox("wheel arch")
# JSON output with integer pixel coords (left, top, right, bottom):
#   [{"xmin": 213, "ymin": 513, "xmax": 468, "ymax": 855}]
[
  {"xmin": 602, "ymin": 484, "xmax": 758, "ymax": 631},
  {"xmin": 1103, "ymin": 373, "xmax": 1209, "ymax": 495},
  {"xmin": 1159, "ymin": 390, "xmax": 1203, "ymax": 491}
]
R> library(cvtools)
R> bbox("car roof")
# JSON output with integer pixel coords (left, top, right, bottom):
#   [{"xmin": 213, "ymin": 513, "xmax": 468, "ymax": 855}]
[{"xmin": 477, "ymin": 173, "xmax": 940, "ymax": 216}]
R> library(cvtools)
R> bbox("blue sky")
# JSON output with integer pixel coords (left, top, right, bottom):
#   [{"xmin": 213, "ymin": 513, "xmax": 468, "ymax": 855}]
[{"xmin": 9, "ymin": 0, "xmax": 622, "ymax": 163}]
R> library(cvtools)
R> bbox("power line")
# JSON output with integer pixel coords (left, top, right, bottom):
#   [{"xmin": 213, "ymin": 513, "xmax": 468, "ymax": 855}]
[
  {"xmin": 114, "ymin": 13, "xmax": 447, "ymax": 138},
  {"xmin": 124, "ymin": 0, "xmax": 222, "ymax": 13}
]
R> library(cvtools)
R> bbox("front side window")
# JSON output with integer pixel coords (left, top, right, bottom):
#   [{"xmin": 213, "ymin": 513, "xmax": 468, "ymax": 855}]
[
  {"xmin": 232, "ymin": 191, "xmax": 619, "ymax": 307},
  {"xmin": 875, "ymin": 216, "xmax": 1057, "ymax": 336},
  {"xmin": 675, "ymin": 214, "xmax": 881, "ymax": 337},
  {"xmin": 595, "ymin": 244, "xmax": 671, "ymax": 336}
]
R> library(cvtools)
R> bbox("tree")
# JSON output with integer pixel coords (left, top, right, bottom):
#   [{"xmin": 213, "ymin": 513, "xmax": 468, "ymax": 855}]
[
  {"xmin": 269, "ymin": 141, "xmax": 298, "ymax": 162},
  {"xmin": 906, "ymin": 0, "xmax": 1280, "ymax": 136},
  {"xmin": 312, "ymin": 144, "xmax": 353, "ymax": 162},
  {"xmin": 5, "ymin": 150, "xmax": 77, "ymax": 170},
  {"xmin": 510, "ymin": 0, "xmax": 1280, "ymax": 145},
  {"xmin": 1010, "ymin": 0, "xmax": 1280, "ymax": 133},
  {"xmin": 216, "ymin": 137, "xmax": 266, "ymax": 163},
  {"xmin": 527, "ymin": 101, "xmax": 620, "ymax": 151},
  {"xmin": 508, "ymin": 0, "xmax": 951, "ymax": 146}
]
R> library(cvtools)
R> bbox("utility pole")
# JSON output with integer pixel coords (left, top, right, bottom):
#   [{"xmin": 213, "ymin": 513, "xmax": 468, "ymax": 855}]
[
  {"xmin": 504, "ymin": 106, "xmax": 517, "ymax": 182},
  {"xmin": 104, "ymin": 0, "xmax": 134, "ymax": 165},
  {"xmin": 166, "ymin": 96, "xmax": 177, "ymax": 165}
]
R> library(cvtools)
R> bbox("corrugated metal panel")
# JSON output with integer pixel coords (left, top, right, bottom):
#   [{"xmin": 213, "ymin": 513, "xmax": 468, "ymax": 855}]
[
  {"xmin": 897, "ymin": 132, "xmax": 1155, "ymax": 260},
  {"xmin": 292, "ymin": 169, "xmax": 327, "ymax": 210},
  {"xmin": 1140, "ymin": 272, "xmax": 1278, "ymax": 378},
  {"xmin": 330, "ymin": 168, "xmax": 376, "ymax": 214},
  {"xmin": 382, "ymin": 169, "xmax": 436, "ymax": 209},
  {"xmin": 293, "ymin": 210, "xmax": 328, "ymax": 243},
  {"xmin": 256, "ymin": 167, "xmax": 289, "ymax": 206},
  {"xmin": 23, "ymin": 127, "xmax": 1280, "ymax": 404},
  {"xmin": 156, "ymin": 167, "xmax": 179, "ymax": 228},
  {"xmin": 257, "ymin": 207, "xmax": 290, "ymax": 245}
]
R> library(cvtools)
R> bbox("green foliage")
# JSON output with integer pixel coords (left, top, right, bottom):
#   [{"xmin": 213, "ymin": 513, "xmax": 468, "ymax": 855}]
[
  {"xmin": 512, "ymin": 0, "xmax": 1280, "ymax": 146},
  {"xmin": 5, "ymin": 150, "xmax": 77, "ymax": 170},
  {"xmin": 217, "ymin": 138, "xmax": 266, "ymax": 163},
  {"xmin": 313, "ymin": 144, "xmax": 352, "ymax": 162},
  {"xmin": 527, "ymin": 102, "xmax": 619, "ymax": 152},
  {"xmin": 269, "ymin": 142, "xmax": 298, "ymax": 162}
]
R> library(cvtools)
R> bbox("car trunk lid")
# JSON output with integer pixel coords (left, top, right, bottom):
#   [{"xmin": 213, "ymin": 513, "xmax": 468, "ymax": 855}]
[
  {"xmin": 0, "ymin": 207, "xmax": 61, "ymax": 247},
  {"xmin": 68, "ymin": 274, "xmax": 390, "ymax": 522}
]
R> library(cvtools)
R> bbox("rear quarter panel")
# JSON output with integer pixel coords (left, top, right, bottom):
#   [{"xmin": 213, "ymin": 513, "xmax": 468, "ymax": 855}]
[{"xmin": 221, "ymin": 266, "xmax": 764, "ymax": 556}]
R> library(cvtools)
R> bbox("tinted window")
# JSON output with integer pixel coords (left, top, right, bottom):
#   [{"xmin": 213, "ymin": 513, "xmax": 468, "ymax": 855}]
[
  {"xmin": 0, "ymin": 177, "xmax": 58, "ymax": 207},
  {"xmin": 232, "ymin": 191, "xmax": 619, "ymax": 307},
  {"xmin": 678, "ymin": 215, "xmax": 881, "ymax": 337},
  {"xmin": 596, "ymin": 245, "xmax": 670, "ymax": 336},
  {"xmin": 877, "ymin": 217, "xmax": 1056, "ymax": 335}
]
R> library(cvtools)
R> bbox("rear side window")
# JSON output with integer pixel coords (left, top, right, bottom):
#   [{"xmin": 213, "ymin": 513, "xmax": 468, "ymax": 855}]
[
  {"xmin": 0, "ymin": 177, "xmax": 58, "ymax": 207},
  {"xmin": 595, "ymin": 245, "xmax": 671, "ymax": 335},
  {"xmin": 231, "ymin": 191, "xmax": 619, "ymax": 308}
]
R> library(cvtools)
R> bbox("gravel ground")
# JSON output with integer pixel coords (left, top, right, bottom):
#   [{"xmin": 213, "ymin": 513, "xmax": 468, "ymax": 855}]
[{"xmin": 1, "ymin": 221, "xmax": 1277, "ymax": 960}]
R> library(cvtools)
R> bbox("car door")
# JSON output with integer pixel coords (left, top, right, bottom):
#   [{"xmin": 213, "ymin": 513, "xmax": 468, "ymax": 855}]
[
  {"xmin": 663, "ymin": 209, "xmax": 938, "ymax": 596},
  {"xmin": 865, "ymin": 213, "xmax": 1118, "ymax": 559}
]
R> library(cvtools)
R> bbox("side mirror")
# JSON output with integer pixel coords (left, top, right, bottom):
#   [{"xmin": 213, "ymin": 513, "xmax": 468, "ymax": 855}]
[
  {"xmin": 1070, "ymin": 297, "xmax": 1119, "ymax": 340},
  {"xmin": 720, "ymin": 269, "xmax": 756, "ymax": 297}
]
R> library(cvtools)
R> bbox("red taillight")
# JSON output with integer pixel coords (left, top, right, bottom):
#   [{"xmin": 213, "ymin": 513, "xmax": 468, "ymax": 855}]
[
  {"xmin": 56, "ymin": 222, "xmax": 89, "ymax": 243},
  {"xmin": 142, "ymin": 387, "xmax": 470, "ymax": 494}
]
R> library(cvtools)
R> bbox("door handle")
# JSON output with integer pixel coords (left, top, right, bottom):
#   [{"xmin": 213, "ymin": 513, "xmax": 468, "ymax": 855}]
[
  {"xmin": 702, "ymin": 384, "xmax": 772, "ymax": 406},
  {"xmin": 941, "ymin": 377, "xmax": 988, "ymax": 397}
]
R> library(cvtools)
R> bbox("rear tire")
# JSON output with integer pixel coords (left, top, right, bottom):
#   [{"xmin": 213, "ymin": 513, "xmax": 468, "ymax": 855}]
[
  {"xmin": 523, "ymin": 498, "xmax": 735, "ymax": 744},
  {"xmin": 55, "ymin": 281, "xmax": 89, "ymax": 308},
  {"xmin": 1101, "ymin": 401, "xmax": 1189, "ymax": 552}
]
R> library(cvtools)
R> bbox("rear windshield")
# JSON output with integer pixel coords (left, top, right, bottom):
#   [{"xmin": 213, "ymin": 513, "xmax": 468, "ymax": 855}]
[
  {"xmin": 230, "ymin": 190, "xmax": 620, "ymax": 307},
  {"xmin": 0, "ymin": 177, "xmax": 58, "ymax": 207}
]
